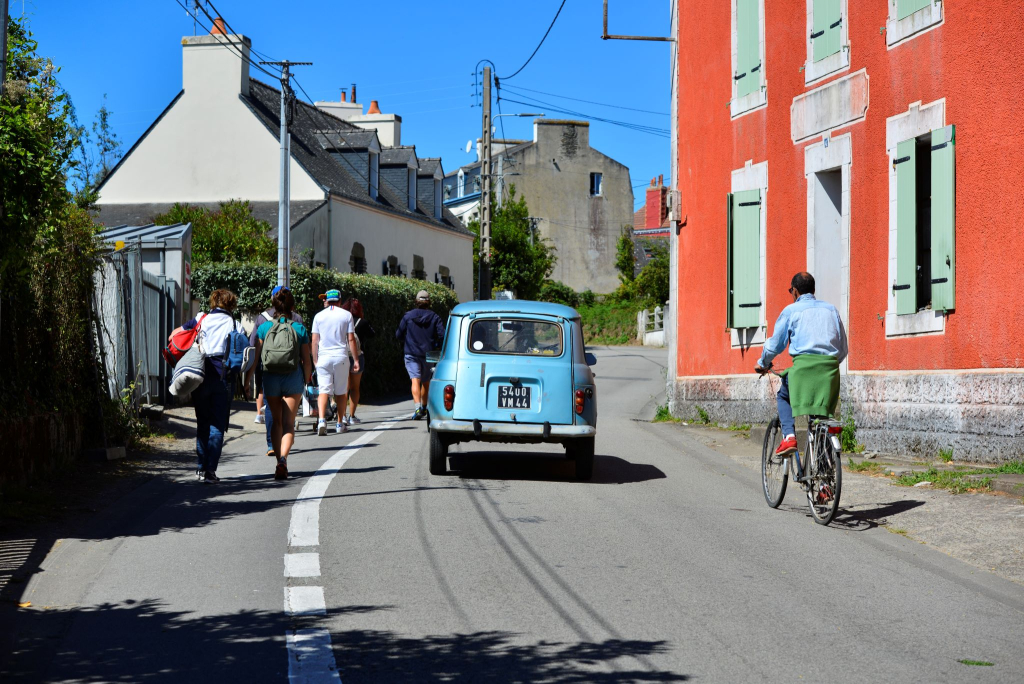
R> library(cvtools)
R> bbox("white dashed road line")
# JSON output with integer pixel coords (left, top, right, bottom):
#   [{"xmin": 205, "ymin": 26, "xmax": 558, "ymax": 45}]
[{"xmin": 284, "ymin": 421, "xmax": 397, "ymax": 683}]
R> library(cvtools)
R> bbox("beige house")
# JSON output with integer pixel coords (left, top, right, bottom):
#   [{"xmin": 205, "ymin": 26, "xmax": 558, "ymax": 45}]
[{"xmin": 96, "ymin": 26, "xmax": 473, "ymax": 301}]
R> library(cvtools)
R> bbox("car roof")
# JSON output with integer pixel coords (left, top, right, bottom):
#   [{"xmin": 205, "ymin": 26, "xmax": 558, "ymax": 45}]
[{"xmin": 450, "ymin": 299, "xmax": 580, "ymax": 320}]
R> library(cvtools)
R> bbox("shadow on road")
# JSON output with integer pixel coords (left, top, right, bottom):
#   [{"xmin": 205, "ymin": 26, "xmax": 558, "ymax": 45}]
[
  {"xmin": 829, "ymin": 499, "xmax": 928, "ymax": 531},
  {"xmin": 449, "ymin": 452, "xmax": 666, "ymax": 485},
  {"xmin": 1, "ymin": 599, "xmax": 689, "ymax": 683}
]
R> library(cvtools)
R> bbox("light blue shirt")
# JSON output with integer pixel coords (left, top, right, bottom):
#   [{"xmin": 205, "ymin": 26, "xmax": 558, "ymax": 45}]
[{"xmin": 758, "ymin": 294, "xmax": 848, "ymax": 368}]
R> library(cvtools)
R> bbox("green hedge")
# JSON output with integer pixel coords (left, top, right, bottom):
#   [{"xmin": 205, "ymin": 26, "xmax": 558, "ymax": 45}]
[{"xmin": 192, "ymin": 263, "xmax": 459, "ymax": 399}]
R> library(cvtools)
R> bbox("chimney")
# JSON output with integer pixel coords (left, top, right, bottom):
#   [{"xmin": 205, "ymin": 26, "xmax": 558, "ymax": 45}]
[
  {"xmin": 367, "ymin": 100, "xmax": 381, "ymax": 115},
  {"xmin": 182, "ymin": 23, "xmax": 251, "ymax": 98},
  {"xmin": 650, "ymin": 178, "xmax": 655, "ymax": 186},
  {"xmin": 340, "ymin": 90, "xmax": 347, "ymax": 103},
  {"xmin": 351, "ymin": 83, "xmax": 357, "ymax": 104},
  {"xmin": 658, "ymin": 174, "xmax": 664, "ymax": 186}
]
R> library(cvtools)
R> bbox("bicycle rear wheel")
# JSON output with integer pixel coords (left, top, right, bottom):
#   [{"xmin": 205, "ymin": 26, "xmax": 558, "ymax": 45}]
[
  {"xmin": 807, "ymin": 434, "xmax": 842, "ymax": 525},
  {"xmin": 761, "ymin": 417, "xmax": 788, "ymax": 508}
]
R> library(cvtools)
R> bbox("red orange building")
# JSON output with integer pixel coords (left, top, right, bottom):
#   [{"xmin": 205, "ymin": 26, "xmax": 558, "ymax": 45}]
[{"xmin": 666, "ymin": 1, "xmax": 1024, "ymax": 461}]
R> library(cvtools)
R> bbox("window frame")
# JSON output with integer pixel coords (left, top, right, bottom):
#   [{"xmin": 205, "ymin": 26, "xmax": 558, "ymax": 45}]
[
  {"xmin": 886, "ymin": 0, "xmax": 943, "ymax": 48},
  {"xmin": 465, "ymin": 318, "xmax": 565, "ymax": 358},
  {"xmin": 727, "ymin": 160, "xmax": 768, "ymax": 348},
  {"xmin": 730, "ymin": 0, "xmax": 767, "ymax": 119},
  {"xmin": 590, "ymin": 172, "xmax": 603, "ymax": 197},
  {"xmin": 805, "ymin": 0, "xmax": 849, "ymax": 85}
]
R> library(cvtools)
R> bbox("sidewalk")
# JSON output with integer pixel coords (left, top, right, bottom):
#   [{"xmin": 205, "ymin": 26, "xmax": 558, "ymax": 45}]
[{"xmin": 657, "ymin": 422, "xmax": 1024, "ymax": 586}]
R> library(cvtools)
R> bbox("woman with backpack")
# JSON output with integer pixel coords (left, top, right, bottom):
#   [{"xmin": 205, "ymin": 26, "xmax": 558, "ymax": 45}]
[
  {"xmin": 180, "ymin": 288, "xmax": 243, "ymax": 484},
  {"xmin": 255, "ymin": 287, "xmax": 312, "ymax": 480}
]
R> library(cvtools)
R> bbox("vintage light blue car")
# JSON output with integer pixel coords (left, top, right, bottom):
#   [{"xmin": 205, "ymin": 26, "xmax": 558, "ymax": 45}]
[{"xmin": 426, "ymin": 300, "xmax": 598, "ymax": 480}]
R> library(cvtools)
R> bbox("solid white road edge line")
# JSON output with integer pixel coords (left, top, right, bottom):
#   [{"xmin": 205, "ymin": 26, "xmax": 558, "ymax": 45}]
[
  {"xmin": 288, "ymin": 424, "xmax": 394, "ymax": 547},
  {"xmin": 285, "ymin": 553, "xmax": 321, "ymax": 578},
  {"xmin": 287, "ymin": 628, "xmax": 341, "ymax": 684}
]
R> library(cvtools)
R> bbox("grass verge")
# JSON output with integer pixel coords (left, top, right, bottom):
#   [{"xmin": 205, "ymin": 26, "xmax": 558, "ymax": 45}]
[
  {"xmin": 893, "ymin": 468, "xmax": 993, "ymax": 494},
  {"xmin": 847, "ymin": 458, "xmax": 884, "ymax": 474},
  {"xmin": 577, "ymin": 301, "xmax": 639, "ymax": 346},
  {"xmin": 652, "ymin": 404, "xmax": 680, "ymax": 423}
]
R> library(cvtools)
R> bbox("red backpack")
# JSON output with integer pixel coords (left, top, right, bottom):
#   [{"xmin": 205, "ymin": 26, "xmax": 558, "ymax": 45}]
[{"xmin": 162, "ymin": 313, "xmax": 204, "ymax": 366}]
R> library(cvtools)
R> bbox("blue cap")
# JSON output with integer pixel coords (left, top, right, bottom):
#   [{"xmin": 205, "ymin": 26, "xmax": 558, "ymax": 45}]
[
  {"xmin": 272, "ymin": 285, "xmax": 290, "ymax": 297},
  {"xmin": 325, "ymin": 289, "xmax": 341, "ymax": 301}
]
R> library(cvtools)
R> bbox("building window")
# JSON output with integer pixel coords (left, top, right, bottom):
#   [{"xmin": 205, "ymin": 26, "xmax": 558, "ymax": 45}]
[
  {"xmin": 805, "ymin": 0, "xmax": 849, "ymax": 84},
  {"xmin": 886, "ymin": 0, "xmax": 942, "ymax": 47},
  {"xmin": 436, "ymin": 265, "xmax": 452, "ymax": 288},
  {"xmin": 369, "ymin": 151, "xmax": 380, "ymax": 200},
  {"xmin": 457, "ymin": 169, "xmax": 465, "ymax": 198},
  {"xmin": 412, "ymin": 254, "xmax": 426, "ymax": 281},
  {"xmin": 443, "ymin": 184, "xmax": 452, "ymax": 201},
  {"xmin": 590, "ymin": 172, "xmax": 603, "ymax": 196},
  {"xmin": 473, "ymin": 175, "xmax": 481, "ymax": 193},
  {"xmin": 731, "ymin": 0, "xmax": 766, "ymax": 118},
  {"xmin": 408, "ymin": 168, "xmax": 417, "ymax": 212},
  {"xmin": 727, "ymin": 160, "xmax": 768, "ymax": 348},
  {"xmin": 383, "ymin": 255, "xmax": 398, "ymax": 276},
  {"xmin": 349, "ymin": 242, "xmax": 367, "ymax": 274},
  {"xmin": 893, "ymin": 124, "xmax": 956, "ymax": 316},
  {"xmin": 434, "ymin": 178, "xmax": 443, "ymax": 218}
]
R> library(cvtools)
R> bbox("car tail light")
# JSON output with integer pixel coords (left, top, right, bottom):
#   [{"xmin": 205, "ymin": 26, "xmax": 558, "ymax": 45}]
[
  {"xmin": 443, "ymin": 385, "xmax": 455, "ymax": 411},
  {"xmin": 827, "ymin": 426, "xmax": 843, "ymax": 435},
  {"xmin": 574, "ymin": 389, "xmax": 585, "ymax": 415}
]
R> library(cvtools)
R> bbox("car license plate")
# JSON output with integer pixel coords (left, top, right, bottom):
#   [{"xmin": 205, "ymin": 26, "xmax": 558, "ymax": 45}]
[{"xmin": 498, "ymin": 385, "xmax": 531, "ymax": 409}]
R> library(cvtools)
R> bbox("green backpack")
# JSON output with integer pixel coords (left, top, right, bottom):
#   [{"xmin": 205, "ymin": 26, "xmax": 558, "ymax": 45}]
[{"xmin": 261, "ymin": 316, "xmax": 299, "ymax": 373}]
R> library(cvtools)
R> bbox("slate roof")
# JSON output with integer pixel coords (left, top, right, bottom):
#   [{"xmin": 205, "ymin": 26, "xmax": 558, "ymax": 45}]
[
  {"xmin": 94, "ymin": 200, "xmax": 327, "ymax": 232},
  {"xmin": 381, "ymin": 146, "xmax": 418, "ymax": 166},
  {"xmin": 417, "ymin": 158, "xmax": 443, "ymax": 176},
  {"xmin": 245, "ymin": 79, "xmax": 470, "ymax": 237}
]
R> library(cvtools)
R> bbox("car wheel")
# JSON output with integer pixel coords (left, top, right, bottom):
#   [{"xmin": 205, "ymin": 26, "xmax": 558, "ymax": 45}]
[
  {"xmin": 429, "ymin": 429, "xmax": 448, "ymax": 475},
  {"xmin": 572, "ymin": 437, "xmax": 595, "ymax": 481}
]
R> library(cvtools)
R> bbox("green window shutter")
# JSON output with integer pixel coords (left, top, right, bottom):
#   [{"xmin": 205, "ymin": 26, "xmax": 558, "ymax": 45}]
[
  {"xmin": 730, "ymin": 189, "xmax": 761, "ymax": 328},
  {"xmin": 897, "ymin": 0, "xmax": 931, "ymax": 21},
  {"xmin": 735, "ymin": 0, "xmax": 760, "ymax": 99},
  {"xmin": 727, "ymin": 193, "xmax": 734, "ymax": 329},
  {"xmin": 812, "ymin": 0, "xmax": 841, "ymax": 63},
  {"xmin": 930, "ymin": 125, "xmax": 956, "ymax": 312},
  {"xmin": 894, "ymin": 138, "xmax": 917, "ymax": 315}
]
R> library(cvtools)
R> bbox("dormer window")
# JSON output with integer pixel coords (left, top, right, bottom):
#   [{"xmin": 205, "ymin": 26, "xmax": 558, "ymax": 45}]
[
  {"xmin": 457, "ymin": 169, "xmax": 465, "ymax": 198},
  {"xmin": 369, "ymin": 151, "xmax": 380, "ymax": 200}
]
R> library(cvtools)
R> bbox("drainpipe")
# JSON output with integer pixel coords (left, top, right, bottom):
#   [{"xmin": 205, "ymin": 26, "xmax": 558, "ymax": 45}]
[{"xmin": 324, "ymin": 186, "xmax": 332, "ymax": 269}]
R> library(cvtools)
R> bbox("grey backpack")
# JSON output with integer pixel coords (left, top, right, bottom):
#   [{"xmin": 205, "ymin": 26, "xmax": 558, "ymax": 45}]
[{"xmin": 261, "ymin": 317, "xmax": 299, "ymax": 373}]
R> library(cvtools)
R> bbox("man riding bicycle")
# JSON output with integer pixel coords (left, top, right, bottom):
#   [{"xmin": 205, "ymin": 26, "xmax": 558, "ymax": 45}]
[{"xmin": 754, "ymin": 272, "xmax": 848, "ymax": 459}]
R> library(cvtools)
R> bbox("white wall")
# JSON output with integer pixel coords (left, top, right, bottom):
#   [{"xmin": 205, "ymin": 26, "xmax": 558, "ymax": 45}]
[
  {"xmin": 97, "ymin": 34, "xmax": 322, "ymax": 204},
  {"xmin": 323, "ymin": 198, "xmax": 474, "ymax": 302}
]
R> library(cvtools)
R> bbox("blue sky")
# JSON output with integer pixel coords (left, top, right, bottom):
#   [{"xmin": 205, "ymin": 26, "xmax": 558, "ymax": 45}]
[{"xmin": 27, "ymin": 0, "xmax": 671, "ymax": 211}]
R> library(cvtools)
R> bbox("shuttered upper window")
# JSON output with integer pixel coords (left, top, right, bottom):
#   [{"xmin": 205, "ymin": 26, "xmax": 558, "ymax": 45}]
[
  {"xmin": 731, "ymin": 0, "xmax": 766, "ymax": 117},
  {"xmin": 893, "ymin": 125, "xmax": 956, "ymax": 315},
  {"xmin": 805, "ymin": 0, "xmax": 849, "ymax": 84},
  {"xmin": 897, "ymin": 0, "xmax": 931, "ymax": 21},
  {"xmin": 727, "ymin": 189, "xmax": 762, "ymax": 329}
]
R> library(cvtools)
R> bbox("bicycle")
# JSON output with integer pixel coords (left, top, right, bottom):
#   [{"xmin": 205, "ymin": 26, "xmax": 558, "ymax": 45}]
[{"xmin": 759, "ymin": 368, "xmax": 844, "ymax": 526}]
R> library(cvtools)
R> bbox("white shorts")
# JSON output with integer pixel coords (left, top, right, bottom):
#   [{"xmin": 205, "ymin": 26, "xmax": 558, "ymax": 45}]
[{"xmin": 316, "ymin": 355, "xmax": 350, "ymax": 396}]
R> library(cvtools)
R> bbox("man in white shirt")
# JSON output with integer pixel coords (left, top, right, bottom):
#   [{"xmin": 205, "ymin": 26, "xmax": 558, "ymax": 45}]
[{"xmin": 311, "ymin": 289, "xmax": 360, "ymax": 435}]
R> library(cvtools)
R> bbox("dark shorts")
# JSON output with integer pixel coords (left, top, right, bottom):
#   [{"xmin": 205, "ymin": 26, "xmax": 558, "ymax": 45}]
[
  {"xmin": 350, "ymin": 352, "xmax": 365, "ymax": 376},
  {"xmin": 262, "ymin": 367, "xmax": 304, "ymax": 398}
]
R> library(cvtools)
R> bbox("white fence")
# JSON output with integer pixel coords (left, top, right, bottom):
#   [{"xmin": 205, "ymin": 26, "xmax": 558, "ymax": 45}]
[{"xmin": 637, "ymin": 305, "xmax": 667, "ymax": 347}]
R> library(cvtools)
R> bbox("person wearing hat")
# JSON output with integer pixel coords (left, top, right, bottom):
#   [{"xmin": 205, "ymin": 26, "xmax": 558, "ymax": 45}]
[
  {"xmin": 247, "ymin": 285, "xmax": 304, "ymax": 455},
  {"xmin": 311, "ymin": 289, "xmax": 360, "ymax": 435},
  {"xmin": 395, "ymin": 289, "xmax": 445, "ymax": 420}
]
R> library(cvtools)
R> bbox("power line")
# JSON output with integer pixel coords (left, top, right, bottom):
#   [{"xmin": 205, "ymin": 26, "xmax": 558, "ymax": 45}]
[
  {"xmin": 498, "ymin": 0, "xmax": 567, "ymax": 81},
  {"xmin": 502, "ymin": 84, "xmax": 669, "ymax": 116},
  {"xmin": 500, "ymin": 96, "xmax": 669, "ymax": 138},
  {"xmin": 173, "ymin": 0, "xmax": 281, "ymax": 80}
]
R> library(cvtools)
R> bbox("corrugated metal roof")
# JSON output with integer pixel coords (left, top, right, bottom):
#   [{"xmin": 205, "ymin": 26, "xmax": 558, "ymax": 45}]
[{"xmin": 98, "ymin": 222, "xmax": 193, "ymax": 248}]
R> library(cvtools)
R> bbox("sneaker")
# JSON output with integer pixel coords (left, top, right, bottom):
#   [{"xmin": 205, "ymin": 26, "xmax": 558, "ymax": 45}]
[
  {"xmin": 204, "ymin": 471, "xmax": 221, "ymax": 483},
  {"xmin": 412, "ymin": 407, "xmax": 425, "ymax": 421},
  {"xmin": 196, "ymin": 468, "xmax": 204, "ymax": 482},
  {"xmin": 775, "ymin": 436, "xmax": 798, "ymax": 458},
  {"xmin": 267, "ymin": 448, "xmax": 276, "ymax": 457},
  {"xmin": 348, "ymin": 414, "xmax": 361, "ymax": 425},
  {"xmin": 341, "ymin": 415, "xmax": 351, "ymax": 426},
  {"xmin": 254, "ymin": 413, "xmax": 265, "ymax": 424},
  {"xmin": 274, "ymin": 458, "xmax": 288, "ymax": 480},
  {"xmin": 317, "ymin": 420, "xmax": 327, "ymax": 436},
  {"xmin": 335, "ymin": 422, "xmax": 346, "ymax": 434}
]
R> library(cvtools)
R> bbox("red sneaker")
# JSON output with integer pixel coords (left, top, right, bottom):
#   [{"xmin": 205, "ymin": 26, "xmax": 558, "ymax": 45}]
[{"xmin": 775, "ymin": 436, "xmax": 798, "ymax": 457}]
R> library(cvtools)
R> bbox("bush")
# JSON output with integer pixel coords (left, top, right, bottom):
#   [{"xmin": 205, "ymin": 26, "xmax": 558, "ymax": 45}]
[
  {"xmin": 192, "ymin": 263, "xmax": 459, "ymax": 398},
  {"xmin": 538, "ymin": 280, "xmax": 578, "ymax": 308},
  {"xmin": 152, "ymin": 200, "xmax": 276, "ymax": 266},
  {"xmin": 578, "ymin": 289, "xmax": 596, "ymax": 307}
]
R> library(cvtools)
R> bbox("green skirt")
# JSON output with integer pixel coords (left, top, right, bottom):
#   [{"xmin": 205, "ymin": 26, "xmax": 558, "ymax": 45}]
[{"xmin": 780, "ymin": 354, "xmax": 840, "ymax": 418}]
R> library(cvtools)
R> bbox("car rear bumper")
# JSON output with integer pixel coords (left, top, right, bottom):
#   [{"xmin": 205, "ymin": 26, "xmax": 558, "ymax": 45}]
[{"xmin": 429, "ymin": 419, "xmax": 595, "ymax": 441}]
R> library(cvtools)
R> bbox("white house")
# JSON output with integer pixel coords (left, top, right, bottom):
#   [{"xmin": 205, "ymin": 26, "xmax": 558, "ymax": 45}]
[{"xmin": 95, "ymin": 25, "xmax": 473, "ymax": 301}]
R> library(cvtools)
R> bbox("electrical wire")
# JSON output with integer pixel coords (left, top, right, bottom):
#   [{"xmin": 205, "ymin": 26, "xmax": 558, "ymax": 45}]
[
  {"xmin": 501, "ymin": 84, "xmax": 669, "ymax": 116},
  {"xmin": 173, "ymin": 0, "xmax": 281, "ymax": 80},
  {"xmin": 498, "ymin": 0, "xmax": 567, "ymax": 81},
  {"xmin": 500, "ymin": 96, "xmax": 670, "ymax": 138}
]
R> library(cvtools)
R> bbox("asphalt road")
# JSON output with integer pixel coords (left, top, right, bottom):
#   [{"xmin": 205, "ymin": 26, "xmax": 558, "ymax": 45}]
[{"xmin": 7, "ymin": 347, "xmax": 1024, "ymax": 683}]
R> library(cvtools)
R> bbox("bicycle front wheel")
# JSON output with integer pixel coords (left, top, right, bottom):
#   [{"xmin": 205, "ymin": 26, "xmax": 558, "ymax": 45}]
[
  {"xmin": 807, "ymin": 437, "xmax": 842, "ymax": 525},
  {"xmin": 761, "ymin": 417, "xmax": 788, "ymax": 508}
]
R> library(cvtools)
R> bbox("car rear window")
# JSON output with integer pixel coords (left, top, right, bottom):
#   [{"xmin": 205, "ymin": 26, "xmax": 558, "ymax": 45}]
[{"xmin": 467, "ymin": 319, "xmax": 563, "ymax": 356}]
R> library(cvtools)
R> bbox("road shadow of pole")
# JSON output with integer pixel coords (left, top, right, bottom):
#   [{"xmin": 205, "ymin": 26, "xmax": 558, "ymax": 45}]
[
  {"xmin": 447, "ymin": 452, "xmax": 667, "ymax": 485},
  {"xmin": 1, "ymin": 600, "xmax": 690, "ymax": 683}
]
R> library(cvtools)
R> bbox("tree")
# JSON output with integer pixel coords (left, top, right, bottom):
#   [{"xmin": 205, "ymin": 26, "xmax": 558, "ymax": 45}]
[
  {"xmin": 91, "ymin": 93, "xmax": 121, "ymax": 186},
  {"xmin": 615, "ymin": 226, "xmax": 636, "ymax": 283},
  {"xmin": 632, "ymin": 243, "xmax": 670, "ymax": 305},
  {"xmin": 467, "ymin": 186, "xmax": 555, "ymax": 300},
  {"xmin": 152, "ymin": 200, "xmax": 277, "ymax": 265}
]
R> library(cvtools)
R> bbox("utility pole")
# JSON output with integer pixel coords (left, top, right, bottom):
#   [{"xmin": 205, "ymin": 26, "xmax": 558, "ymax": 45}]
[
  {"xmin": 259, "ymin": 60, "xmax": 311, "ymax": 288},
  {"xmin": 1, "ymin": 0, "xmax": 8, "ymax": 98},
  {"xmin": 525, "ymin": 217, "xmax": 541, "ymax": 246},
  {"xmin": 478, "ymin": 65, "xmax": 493, "ymax": 300}
]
